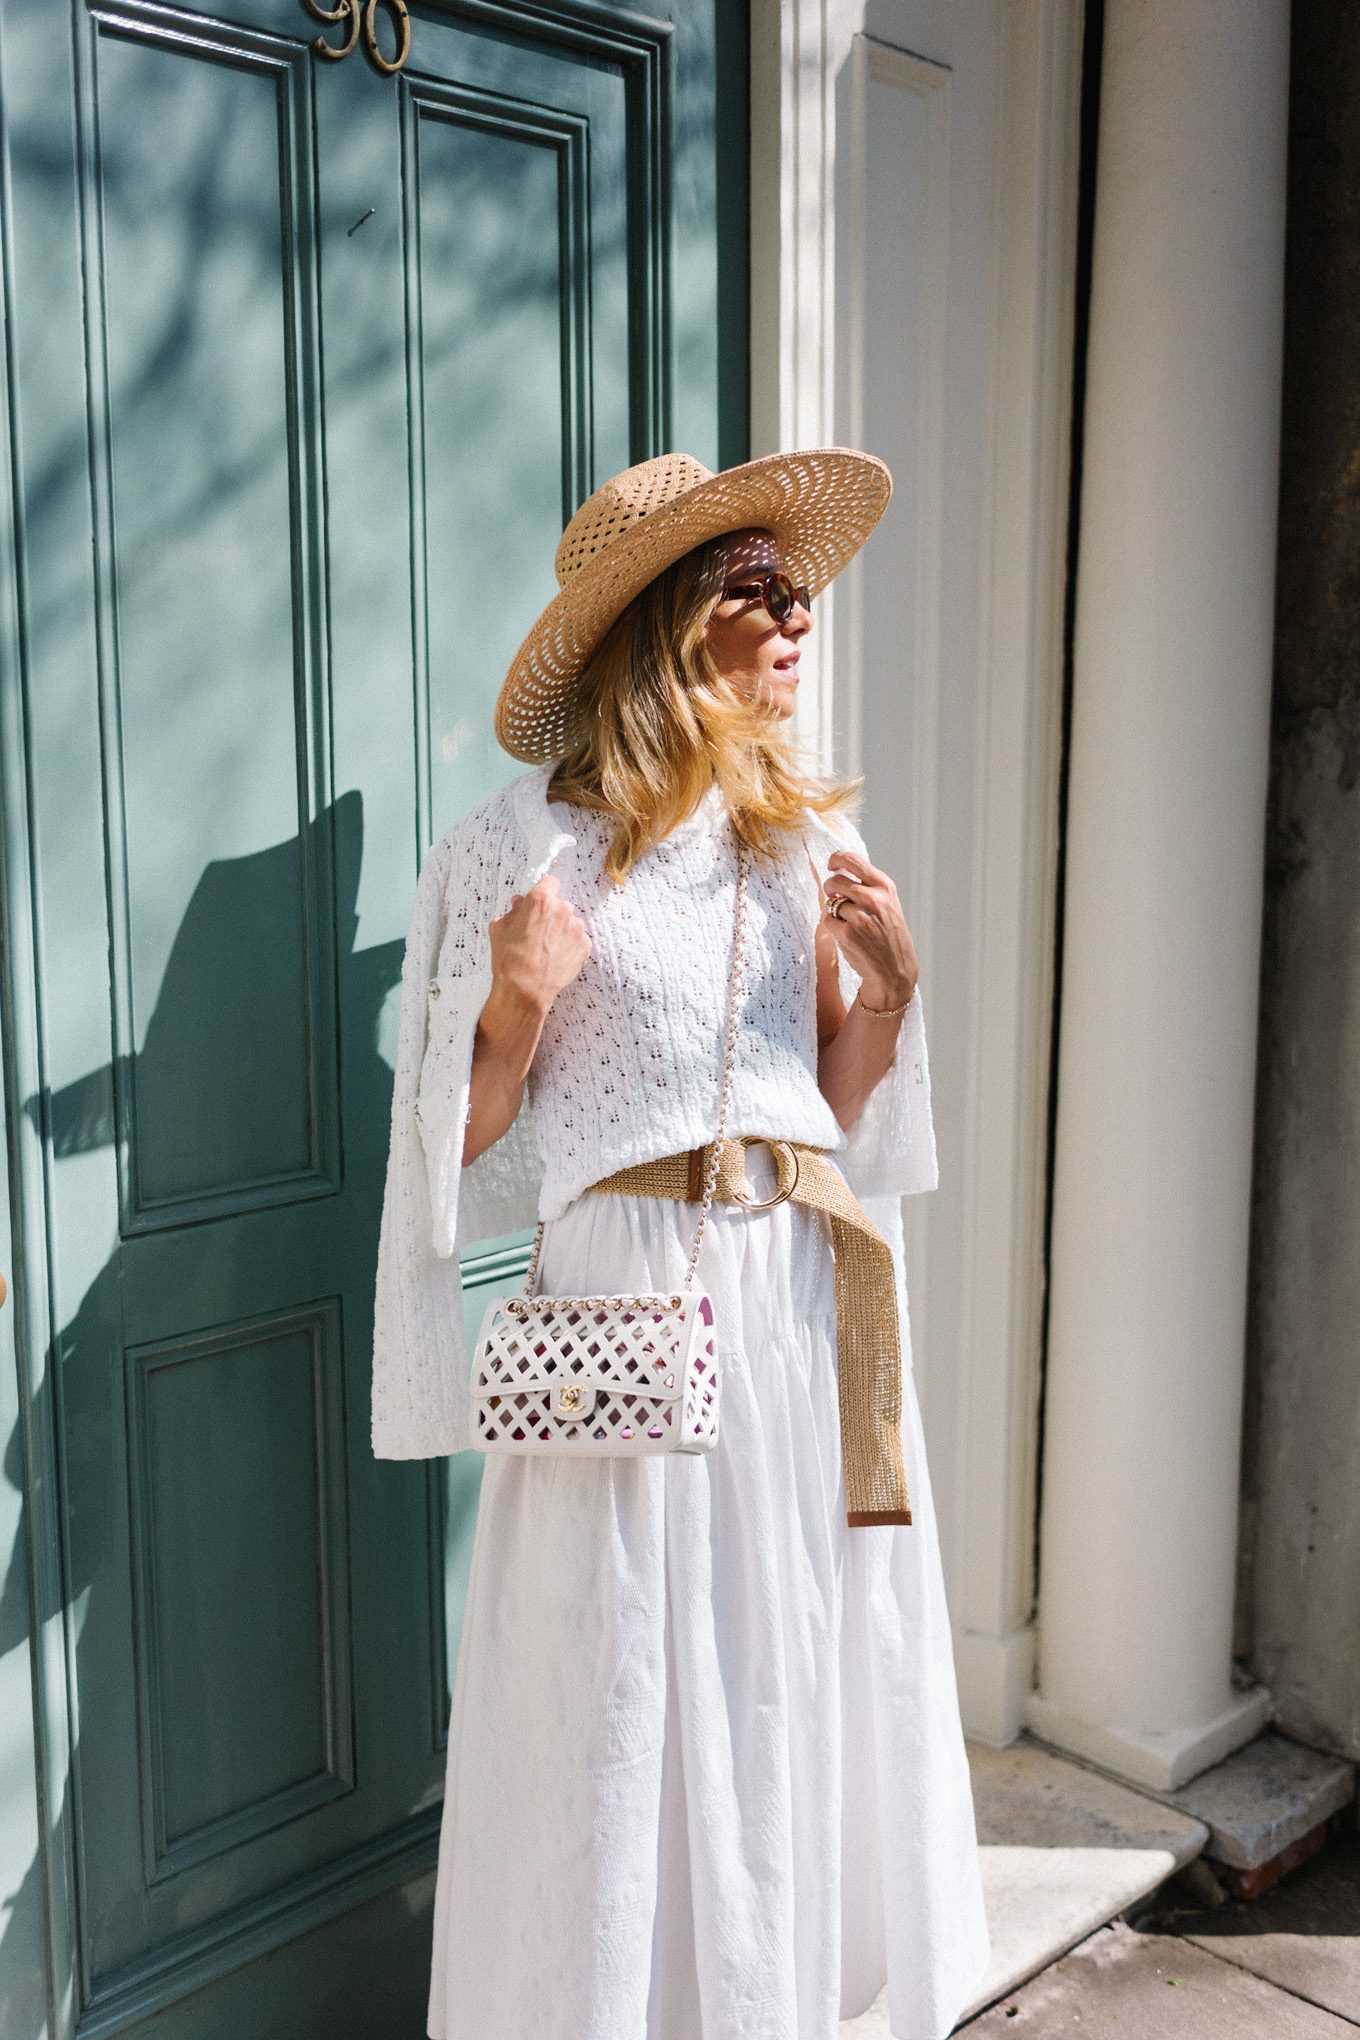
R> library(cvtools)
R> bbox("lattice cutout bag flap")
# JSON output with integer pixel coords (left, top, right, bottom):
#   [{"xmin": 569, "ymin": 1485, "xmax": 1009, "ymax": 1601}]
[
  {"xmin": 471, "ymin": 1288, "xmax": 719, "ymax": 1456},
  {"xmin": 468, "ymin": 833, "xmax": 755, "ymax": 1462}
]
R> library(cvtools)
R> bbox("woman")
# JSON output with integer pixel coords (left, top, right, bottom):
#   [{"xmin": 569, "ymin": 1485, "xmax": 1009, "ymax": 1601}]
[{"xmin": 372, "ymin": 450, "xmax": 991, "ymax": 2040}]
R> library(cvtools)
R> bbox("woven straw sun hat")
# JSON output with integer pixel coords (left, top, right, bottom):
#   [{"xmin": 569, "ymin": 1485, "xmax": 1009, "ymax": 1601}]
[{"xmin": 494, "ymin": 446, "xmax": 893, "ymax": 763}]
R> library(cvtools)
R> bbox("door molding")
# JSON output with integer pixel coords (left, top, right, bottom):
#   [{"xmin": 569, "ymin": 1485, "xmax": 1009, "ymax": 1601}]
[
  {"xmin": 750, "ymin": 0, "xmax": 1085, "ymax": 1745},
  {"xmin": 0, "ymin": 129, "xmax": 75, "ymax": 2037}
]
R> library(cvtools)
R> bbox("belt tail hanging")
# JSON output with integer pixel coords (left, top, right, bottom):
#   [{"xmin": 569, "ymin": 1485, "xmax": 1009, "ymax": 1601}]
[
  {"xmin": 590, "ymin": 1138, "xmax": 913, "ymax": 1529},
  {"xmin": 825, "ymin": 1204, "xmax": 912, "ymax": 1526},
  {"xmin": 786, "ymin": 1147, "xmax": 912, "ymax": 1528}
]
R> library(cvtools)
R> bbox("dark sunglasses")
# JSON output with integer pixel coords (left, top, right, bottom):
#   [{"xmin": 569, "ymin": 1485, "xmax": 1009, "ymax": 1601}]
[{"xmin": 720, "ymin": 569, "xmax": 811, "ymax": 626}]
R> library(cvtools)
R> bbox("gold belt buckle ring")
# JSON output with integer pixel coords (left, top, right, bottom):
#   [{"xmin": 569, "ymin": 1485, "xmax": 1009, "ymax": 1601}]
[{"xmin": 731, "ymin": 1136, "xmax": 800, "ymax": 1212}]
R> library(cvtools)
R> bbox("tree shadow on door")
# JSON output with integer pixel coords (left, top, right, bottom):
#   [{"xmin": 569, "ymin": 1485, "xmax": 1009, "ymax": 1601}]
[{"xmin": 0, "ymin": 792, "xmax": 477, "ymax": 2032}]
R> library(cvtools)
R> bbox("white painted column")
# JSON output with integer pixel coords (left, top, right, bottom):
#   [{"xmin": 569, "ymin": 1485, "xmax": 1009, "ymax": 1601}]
[{"xmin": 1026, "ymin": 0, "xmax": 1289, "ymax": 1790}]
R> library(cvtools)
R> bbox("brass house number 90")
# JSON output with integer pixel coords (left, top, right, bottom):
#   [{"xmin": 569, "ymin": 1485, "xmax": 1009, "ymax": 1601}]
[{"xmin": 303, "ymin": 0, "xmax": 411, "ymax": 75}]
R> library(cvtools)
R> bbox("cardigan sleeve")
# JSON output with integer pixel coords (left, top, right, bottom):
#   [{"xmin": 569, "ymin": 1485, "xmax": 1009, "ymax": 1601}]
[
  {"xmin": 417, "ymin": 812, "xmax": 545, "ymax": 1257},
  {"xmin": 814, "ymin": 811, "xmax": 940, "ymax": 1200},
  {"xmin": 371, "ymin": 810, "xmax": 544, "ymax": 1461}
]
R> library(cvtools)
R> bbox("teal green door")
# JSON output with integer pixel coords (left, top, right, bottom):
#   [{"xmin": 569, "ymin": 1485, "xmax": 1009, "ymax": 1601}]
[{"xmin": 0, "ymin": 2, "xmax": 746, "ymax": 2031}]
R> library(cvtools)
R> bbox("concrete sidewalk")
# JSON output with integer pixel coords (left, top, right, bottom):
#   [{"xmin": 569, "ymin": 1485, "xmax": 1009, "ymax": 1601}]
[
  {"xmin": 841, "ymin": 1733, "xmax": 1359, "ymax": 2037},
  {"xmin": 962, "ymin": 1819, "xmax": 1360, "ymax": 2033},
  {"xmin": 842, "ymin": 1735, "xmax": 1209, "ymax": 2036}
]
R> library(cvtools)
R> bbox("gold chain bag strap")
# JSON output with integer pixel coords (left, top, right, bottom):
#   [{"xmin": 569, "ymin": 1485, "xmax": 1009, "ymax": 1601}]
[{"xmin": 468, "ymin": 833, "xmax": 752, "ymax": 1456}]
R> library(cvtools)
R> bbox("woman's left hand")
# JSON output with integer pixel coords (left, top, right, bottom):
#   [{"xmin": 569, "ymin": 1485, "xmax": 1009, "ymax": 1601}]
[{"xmin": 822, "ymin": 849, "xmax": 919, "ymax": 1008}]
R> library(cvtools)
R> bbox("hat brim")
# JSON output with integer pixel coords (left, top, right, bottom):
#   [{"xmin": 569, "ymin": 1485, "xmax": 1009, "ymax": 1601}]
[{"xmin": 494, "ymin": 446, "xmax": 892, "ymax": 764}]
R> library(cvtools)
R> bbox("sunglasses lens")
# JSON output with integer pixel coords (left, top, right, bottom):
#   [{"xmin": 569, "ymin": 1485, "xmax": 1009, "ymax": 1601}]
[
  {"xmin": 722, "ymin": 572, "xmax": 808, "ymax": 622},
  {"xmin": 767, "ymin": 573, "xmax": 794, "ymax": 623}
]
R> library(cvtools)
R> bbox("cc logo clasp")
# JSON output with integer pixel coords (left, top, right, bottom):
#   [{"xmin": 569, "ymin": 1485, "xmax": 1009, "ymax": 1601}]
[
  {"xmin": 731, "ymin": 1137, "xmax": 800, "ymax": 1212},
  {"xmin": 552, "ymin": 1380, "xmax": 596, "ymax": 1419}
]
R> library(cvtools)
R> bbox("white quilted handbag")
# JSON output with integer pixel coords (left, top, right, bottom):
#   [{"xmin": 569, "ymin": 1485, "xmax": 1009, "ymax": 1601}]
[{"xmin": 469, "ymin": 834, "xmax": 752, "ymax": 1457}]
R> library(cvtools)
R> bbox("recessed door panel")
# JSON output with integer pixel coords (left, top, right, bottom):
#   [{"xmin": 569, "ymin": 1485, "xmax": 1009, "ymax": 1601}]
[{"xmin": 89, "ymin": 16, "xmax": 336, "ymax": 1220}]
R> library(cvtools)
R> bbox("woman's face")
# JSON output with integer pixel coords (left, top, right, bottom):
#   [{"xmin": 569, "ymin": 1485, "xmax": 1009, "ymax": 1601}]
[{"xmin": 703, "ymin": 528, "xmax": 812, "ymax": 720}]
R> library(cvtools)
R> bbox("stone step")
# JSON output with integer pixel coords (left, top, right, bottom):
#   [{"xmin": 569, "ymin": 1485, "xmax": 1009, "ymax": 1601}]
[
  {"xmin": 842, "ymin": 1732, "xmax": 1209, "ymax": 2036},
  {"xmin": 1157, "ymin": 1728, "xmax": 1356, "ymax": 1882},
  {"xmin": 963, "ymin": 1918, "xmax": 1355, "ymax": 2036}
]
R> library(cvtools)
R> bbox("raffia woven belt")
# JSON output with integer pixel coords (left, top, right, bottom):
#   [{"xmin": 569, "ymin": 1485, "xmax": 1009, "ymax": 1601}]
[{"xmin": 587, "ymin": 1135, "xmax": 911, "ymax": 1529}]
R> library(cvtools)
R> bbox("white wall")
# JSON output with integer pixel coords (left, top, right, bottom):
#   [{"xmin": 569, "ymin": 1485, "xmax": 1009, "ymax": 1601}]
[{"xmin": 751, "ymin": 0, "xmax": 1084, "ymax": 1743}]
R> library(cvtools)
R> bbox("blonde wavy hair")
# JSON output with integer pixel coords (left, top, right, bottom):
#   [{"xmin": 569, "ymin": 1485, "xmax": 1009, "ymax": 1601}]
[{"xmin": 545, "ymin": 529, "xmax": 863, "ymax": 884}]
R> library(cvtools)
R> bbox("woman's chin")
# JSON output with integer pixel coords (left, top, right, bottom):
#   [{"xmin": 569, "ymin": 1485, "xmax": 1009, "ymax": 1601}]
[{"xmin": 735, "ymin": 675, "xmax": 798, "ymax": 718}]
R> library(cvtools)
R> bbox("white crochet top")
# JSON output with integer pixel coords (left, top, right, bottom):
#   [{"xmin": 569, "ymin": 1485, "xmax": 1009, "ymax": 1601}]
[
  {"xmin": 371, "ymin": 761, "xmax": 939, "ymax": 1460},
  {"xmin": 526, "ymin": 780, "xmax": 850, "ymax": 1210}
]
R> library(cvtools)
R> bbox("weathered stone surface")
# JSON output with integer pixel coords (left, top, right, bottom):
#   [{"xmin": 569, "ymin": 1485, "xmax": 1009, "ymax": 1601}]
[
  {"xmin": 1159, "ymin": 1826, "xmax": 1360, "ymax": 2025},
  {"xmin": 1239, "ymin": 0, "xmax": 1360, "ymax": 1767},
  {"xmin": 842, "ymin": 1752, "xmax": 1360, "ymax": 2036},
  {"xmin": 1164, "ymin": 1729, "xmax": 1356, "ymax": 1869},
  {"xmin": 958, "ymin": 1737, "xmax": 1207, "ymax": 2016},
  {"xmin": 840, "ymin": 1736, "xmax": 1207, "ymax": 2036},
  {"xmin": 969, "ymin": 1736, "xmax": 1210, "ymax": 1857},
  {"xmin": 964, "ymin": 1920, "xmax": 1354, "ymax": 2035}
]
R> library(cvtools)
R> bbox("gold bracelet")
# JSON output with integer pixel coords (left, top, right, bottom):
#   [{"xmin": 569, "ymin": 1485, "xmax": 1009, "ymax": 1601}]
[{"xmin": 856, "ymin": 987, "xmax": 913, "ymax": 1019}]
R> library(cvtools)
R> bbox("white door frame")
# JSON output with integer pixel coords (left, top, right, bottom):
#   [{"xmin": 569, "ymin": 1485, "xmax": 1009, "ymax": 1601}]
[{"xmin": 749, "ymin": 0, "xmax": 1084, "ymax": 1746}]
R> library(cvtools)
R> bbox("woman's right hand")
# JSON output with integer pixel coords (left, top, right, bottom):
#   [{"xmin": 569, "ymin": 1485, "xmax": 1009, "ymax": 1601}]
[
  {"xmin": 461, "ymin": 878, "xmax": 589, "ymax": 1169},
  {"xmin": 488, "ymin": 874, "xmax": 592, "ymax": 1015}
]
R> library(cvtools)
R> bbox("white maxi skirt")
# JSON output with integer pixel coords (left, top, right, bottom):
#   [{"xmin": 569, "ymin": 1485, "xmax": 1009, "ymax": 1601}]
[{"xmin": 427, "ymin": 1145, "xmax": 992, "ymax": 2040}]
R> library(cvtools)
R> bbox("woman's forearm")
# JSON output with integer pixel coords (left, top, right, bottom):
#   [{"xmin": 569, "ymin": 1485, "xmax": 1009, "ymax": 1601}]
[
  {"xmin": 461, "ymin": 981, "xmax": 552, "ymax": 1167},
  {"xmin": 817, "ymin": 986, "xmax": 912, "ymax": 1131}
]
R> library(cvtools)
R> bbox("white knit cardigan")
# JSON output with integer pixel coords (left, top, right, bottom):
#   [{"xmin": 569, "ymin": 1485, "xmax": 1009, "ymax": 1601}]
[{"xmin": 371, "ymin": 762, "xmax": 939, "ymax": 1459}]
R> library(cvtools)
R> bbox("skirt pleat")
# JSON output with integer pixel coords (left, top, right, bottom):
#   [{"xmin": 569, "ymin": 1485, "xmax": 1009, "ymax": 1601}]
[{"xmin": 427, "ymin": 1147, "xmax": 991, "ymax": 2040}]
